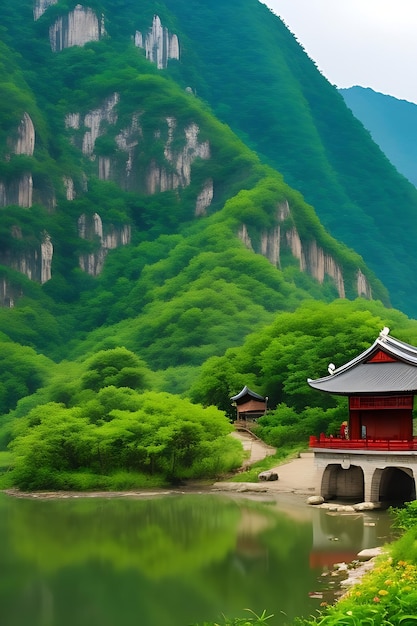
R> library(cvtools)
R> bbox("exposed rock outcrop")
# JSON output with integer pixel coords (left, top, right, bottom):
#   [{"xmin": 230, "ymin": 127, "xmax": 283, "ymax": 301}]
[
  {"xmin": 63, "ymin": 176, "xmax": 76, "ymax": 201},
  {"xmin": 135, "ymin": 16, "xmax": 179, "ymax": 69},
  {"xmin": 0, "ymin": 175, "xmax": 33, "ymax": 209},
  {"xmin": 84, "ymin": 94, "xmax": 119, "ymax": 156},
  {"xmin": 78, "ymin": 213, "xmax": 131, "ymax": 276},
  {"xmin": 12, "ymin": 112, "xmax": 35, "ymax": 156},
  {"xmin": 0, "ymin": 113, "xmax": 35, "ymax": 208},
  {"xmin": 98, "ymin": 113, "xmax": 143, "ymax": 185},
  {"xmin": 40, "ymin": 232, "xmax": 53, "ymax": 283},
  {"xmin": 146, "ymin": 120, "xmax": 210, "ymax": 194},
  {"xmin": 195, "ymin": 179, "xmax": 214, "ymax": 216},
  {"xmin": 304, "ymin": 238, "xmax": 346, "ymax": 298},
  {"xmin": 0, "ymin": 278, "xmax": 22, "ymax": 308},
  {"xmin": 0, "ymin": 230, "xmax": 53, "ymax": 285},
  {"xmin": 357, "ymin": 268, "xmax": 372, "ymax": 299},
  {"xmin": 261, "ymin": 226, "xmax": 280, "ymax": 267},
  {"xmin": 66, "ymin": 93, "xmax": 120, "ymax": 157},
  {"xmin": 49, "ymin": 5, "xmax": 105, "ymax": 52},
  {"xmin": 238, "ymin": 199, "xmax": 372, "ymax": 300},
  {"xmin": 33, "ymin": 0, "xmax": 58, "ymax": 21},
  {"xmin": 66, "ymin": 99, "xmax": 212, "ymax": 203}
]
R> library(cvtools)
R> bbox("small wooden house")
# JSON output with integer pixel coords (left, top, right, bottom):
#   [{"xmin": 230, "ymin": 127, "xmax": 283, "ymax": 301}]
[{"xmin": 230, "ymin": 386, "xmax": 267, "ymax": 425}]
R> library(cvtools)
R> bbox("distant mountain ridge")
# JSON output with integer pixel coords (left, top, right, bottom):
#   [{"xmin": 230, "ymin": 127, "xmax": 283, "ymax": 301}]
[{"xmin": 339, "ymin": 86, "xmax": 417, "ymax": 188}]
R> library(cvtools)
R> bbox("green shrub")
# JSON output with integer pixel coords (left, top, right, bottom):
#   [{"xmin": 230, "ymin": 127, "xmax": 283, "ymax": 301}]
[{"xmin": 391, "ymin": 500, "xmax": 417, "ymax": 531}]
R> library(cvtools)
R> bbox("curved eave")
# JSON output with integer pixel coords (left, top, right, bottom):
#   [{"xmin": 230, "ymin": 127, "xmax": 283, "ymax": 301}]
[
  {"xmin": 330, "ymin": 337, "xmax": 417, "ymax": 379},
  {"xmin": 230, "ymin": 385, "xmax": 265, "ymax": 402},
  {"xmin": 307, "ymin": 362, "xmax": 417, "ymax": 395}
]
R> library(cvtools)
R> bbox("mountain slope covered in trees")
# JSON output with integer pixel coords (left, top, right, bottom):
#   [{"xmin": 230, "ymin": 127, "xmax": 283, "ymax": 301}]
[
  {"xmin": 159, "ymin": 0, "xmax": 417, "ymax": 316},
  {"xmin": 1, "ymin": 0, "xmax": 417, "ymax": 487}
]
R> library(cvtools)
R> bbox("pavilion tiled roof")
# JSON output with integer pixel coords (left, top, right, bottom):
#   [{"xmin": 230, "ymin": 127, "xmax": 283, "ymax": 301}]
[
  {"xmin": 307, "ymin": 329, "xmax": 417, "ymax": 395},
  {"xmin": 230, "ymin": 385, "xmax": 265, "ymax": 403}
]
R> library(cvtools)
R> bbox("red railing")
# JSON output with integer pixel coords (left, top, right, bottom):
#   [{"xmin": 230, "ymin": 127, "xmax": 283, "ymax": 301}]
[{"xmin": 309, "ymin": 435, "xmax": 417, "ymax": 451}]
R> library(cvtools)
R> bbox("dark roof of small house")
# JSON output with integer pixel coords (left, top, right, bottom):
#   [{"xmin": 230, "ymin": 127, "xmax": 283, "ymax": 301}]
[
  {"xmin": 230, "ymin": 385, "xmax": 266, "ymax": 403},
  {"xmin": 307, "ymin": 329, "xmax": 417, "ymax": 395}
]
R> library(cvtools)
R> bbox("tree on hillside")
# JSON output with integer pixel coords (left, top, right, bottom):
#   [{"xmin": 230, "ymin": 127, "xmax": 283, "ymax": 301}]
[{"xmin": 81, "ymin": 347, "xmax": 150, "ymax": 392}]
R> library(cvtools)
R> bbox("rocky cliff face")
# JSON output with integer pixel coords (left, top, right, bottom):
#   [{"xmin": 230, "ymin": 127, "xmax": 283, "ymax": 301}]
[
  {"xmin": 0, "ymin": 229, "xmax": 53, "ymax": 291},
  {"xmin": 195, "ymin": 179, "xmax": 214, "ymax": 217},
  {"xmin": 0, "ymin": 111, "xmax": 52, "ymax": 290},
  {"xmin": 146, "ymin": 119, "xmax": 210, "ymax": 194},
  {"xmin": 78, "ymin": 213, "xmax": 131, "ymax": 276},
  {"xmin": 0, "ymin": 277, "xmax": 23, "ymax": 308},
  {"xmin": 1, "ymin": 46, "xmax": 208, "ymax": 304},
  {"xmin": 13, "ymin": 112, "xmax": 35, "ymax": 156},
  {"xmin": 34, "ymin": 1, "xmax": 105, "ymax": 50},
  {"xmin": 0, "ymin": 112, "xmax": 35, "ymax": 209},
  {"xmin": 0, "ymin": 2, "xmax": 377, "ymax": 310},
  {"xmin": 33, "ymin": 0, "xmax": 57, "ymax": 21},
  {"xmin": 65, "ymin": 93, "xmax": 120, "ymax": 158},
  {"xmin": 66, "ymin": 98, "xmax": 211, "ymax": 204},
  {"xmin": 0, "ymin": 175, "xmax": 33, "ymax": 210},
  {"xmin": 135, "ymin": 16, "xmax": 180, "ymax": 69},
  {"xmin": 238, "ymin": 200, "xmax": 372, "ymax": 300},
  {"xmin": 50, "ymin": 5, "xmax": 105, "ymax": 51}
]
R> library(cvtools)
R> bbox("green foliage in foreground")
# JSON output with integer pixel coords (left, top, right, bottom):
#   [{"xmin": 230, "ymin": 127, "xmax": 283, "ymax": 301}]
[
  {"xmin": 10, "ymin": 387, "xmax": 242, "ymax": 490},
  {"xmin": 390, "ymin": 500, "xmax": 417, "ymax": 532}
]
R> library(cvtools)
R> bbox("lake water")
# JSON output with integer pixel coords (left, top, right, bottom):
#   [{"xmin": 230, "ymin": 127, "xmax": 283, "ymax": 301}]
[{"xmin": 0, "ymin": 491, "xmax": 394, "ymax": 626}]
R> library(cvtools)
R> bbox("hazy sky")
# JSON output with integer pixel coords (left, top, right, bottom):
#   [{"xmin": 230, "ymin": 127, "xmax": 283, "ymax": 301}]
[{"xmin": 262, "ymin": 0, "xmax": 417, "ymax": 104}]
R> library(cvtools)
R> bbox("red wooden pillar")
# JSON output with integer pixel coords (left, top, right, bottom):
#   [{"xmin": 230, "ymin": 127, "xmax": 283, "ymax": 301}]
[{"xmin": 349, "ymin": 408, "xmax": 361, "ymax": 439}]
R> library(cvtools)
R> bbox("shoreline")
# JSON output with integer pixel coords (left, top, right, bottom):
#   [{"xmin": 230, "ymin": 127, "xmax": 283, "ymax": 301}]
[
  {"xmin": 1, "ymin": 482, "xmax": 321, "ymax": 516},
  {"xmin": 1, "ymin": 481, "xmax": 311, "ymax": 501}
]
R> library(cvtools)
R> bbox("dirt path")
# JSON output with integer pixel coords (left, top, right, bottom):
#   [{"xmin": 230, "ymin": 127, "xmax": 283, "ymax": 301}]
[
  {"xmin": 230, "ymin": 430, "xmax": 319, "ymax": 495},
  {"xmin": 230, "ymin": 430, "xmax": 276, "ymax": 466}
]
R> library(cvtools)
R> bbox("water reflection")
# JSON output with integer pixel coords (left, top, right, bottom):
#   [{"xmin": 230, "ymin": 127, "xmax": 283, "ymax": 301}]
[
  {"xmin": 0, "ymin": 493, "xmax": 393, "ymax": 626},
  {"xmin": 311, "ymin": 507, "xmax": 393, "ymax": 568}
]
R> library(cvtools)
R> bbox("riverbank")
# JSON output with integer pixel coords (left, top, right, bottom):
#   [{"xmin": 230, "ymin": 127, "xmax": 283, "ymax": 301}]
[
  {"xmin": 2, "ymin": 432, "xmax": 317, "ymax": 500},
  {"xmin": 2, "ymin": 448, "xmax": 319, "ymax": 500}
]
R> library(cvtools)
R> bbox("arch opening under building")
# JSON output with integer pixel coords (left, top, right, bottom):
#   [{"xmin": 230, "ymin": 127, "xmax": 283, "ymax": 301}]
[
  {"xmin": 321, "ymin": 463, "xmax": 364, "ymax": 501},
  {"xmin": 377, "ymin": 467, "xmax": 416, "ymax": 506}
]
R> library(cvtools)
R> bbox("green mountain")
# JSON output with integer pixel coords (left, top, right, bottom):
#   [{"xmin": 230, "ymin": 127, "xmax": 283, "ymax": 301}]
[
  {"xmin": 158, "ymin": 0, "xmax": 417, "ymax": 317},
  {"xmin": 0, "ymin": 0, "xmax": 417, "ymax": 414},
  {"xmin": 340, "ymin": 86, "xmax": 417, "ymax": 188},
  {"xmin": 1, "ymin": 0, "xmax": 417, "ymax": 321},
  {"xmin": 4, "ymin": 0, "xmax": 417, "ymax": 487}
]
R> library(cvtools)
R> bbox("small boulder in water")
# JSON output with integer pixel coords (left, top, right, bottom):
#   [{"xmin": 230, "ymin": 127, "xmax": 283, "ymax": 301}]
[{"xmin": 306, "ymin": 495, "xmax": 324, "ymax": 505}]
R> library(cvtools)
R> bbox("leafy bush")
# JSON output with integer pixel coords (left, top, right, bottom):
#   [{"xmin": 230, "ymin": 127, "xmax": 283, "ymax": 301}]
[
  {"xmin": 390, "ymin": 500, "xmax": 417, "ymax": 531},
  {"xmin": 9, "ymin": 389, "xmax": 244, "ymax": 489}
]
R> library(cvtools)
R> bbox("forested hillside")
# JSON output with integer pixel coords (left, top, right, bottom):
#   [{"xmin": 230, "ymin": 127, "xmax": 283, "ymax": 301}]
[
  {"xmin": 340, "ymin": 86, "xmax": 417, "ymax": 187},
  {"xmin": 1, "ymin": 0, "xmax": 417, "ymax": 488},
  {"xmin": 161, "ymin": 0, "xmax": 417, "ymax": 317}
]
